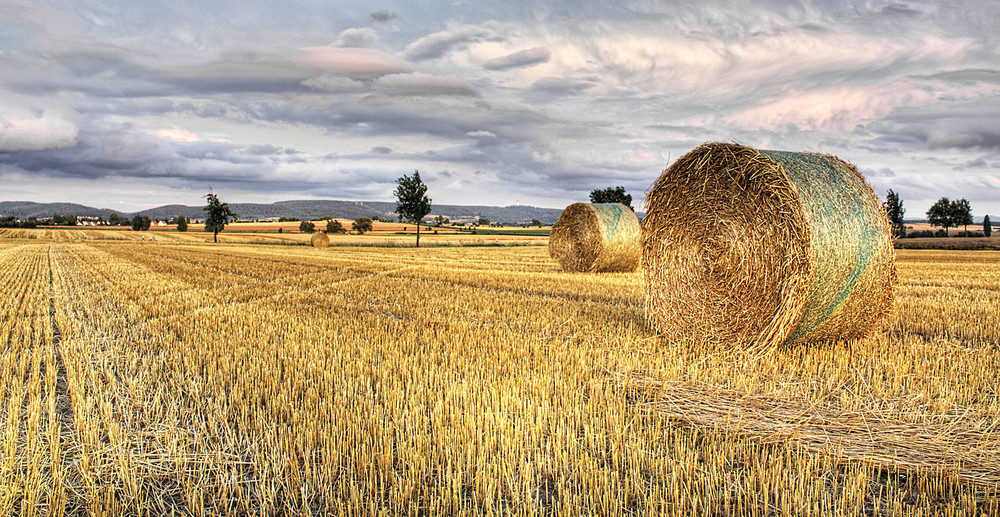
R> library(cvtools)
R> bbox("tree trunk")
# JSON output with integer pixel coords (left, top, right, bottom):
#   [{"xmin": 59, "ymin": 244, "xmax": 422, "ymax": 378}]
[
  {"xmin": 416, "ymin": 223, "xmax": 420, "ymax": 248},
  {"xmin": 214, "ymin": 230, "xmax": 218, "ymax": 243}
]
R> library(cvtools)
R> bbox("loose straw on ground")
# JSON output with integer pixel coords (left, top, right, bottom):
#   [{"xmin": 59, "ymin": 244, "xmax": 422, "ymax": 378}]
[
  {"xmin": 643, "ymin": 142, "xmax": 895, "ymax": 348},
  {"xmin": 626, "ymin": 375, "xmax": 1000, "ymax": 488},
  {"xmin": 549, "ymin": 202, "xmax": 641, "ymax": 273}
]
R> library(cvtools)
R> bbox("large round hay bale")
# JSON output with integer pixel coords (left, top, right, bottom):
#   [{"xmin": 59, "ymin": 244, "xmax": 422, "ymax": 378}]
[
  {"xmin": 643, "ymin": 142, "xmax": 895, "ymax": 348},
  {"xmin": 310, "ymin": 232, "xmax": 330, "ymax": 248},
  {"xmin": 549, "ymin": 202, "xmax": 641, "ymax": 272}
]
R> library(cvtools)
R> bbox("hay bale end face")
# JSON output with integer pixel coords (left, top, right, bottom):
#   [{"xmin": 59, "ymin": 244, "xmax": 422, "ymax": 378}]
[
  {"xmin": 549, "ymin": 202, "xmax": 641, "ymax": 273},
  {"xmin": 310, "ymin": 232, "xmax": 330, "ymax": 248},
  {"xmin": 643, "ymin": 142, "xmax": 895, "ymax": 348}
]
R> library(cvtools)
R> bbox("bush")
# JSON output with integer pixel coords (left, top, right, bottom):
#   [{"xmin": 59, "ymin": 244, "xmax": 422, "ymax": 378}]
[
  {"xmin": 352, "ymin": 218, "xmax": 373, "ymax": 235},
  {"xmin": 326, "ymin": 220, "xmax": 347, "ymax": 234},
  {"xmin": 955, "ymin": 231, "xmax": 985, "ymax": 238},
  {"xmin": 299, "ymin": 221, "xmax": 316, "ymax": 233},
  {"xmin": 131, "ymin": 215, "xmax": 151, "ymax": 231}
]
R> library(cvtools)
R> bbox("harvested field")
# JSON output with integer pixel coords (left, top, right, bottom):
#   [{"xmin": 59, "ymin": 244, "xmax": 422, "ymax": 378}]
[{"xmin": 1, "ymin": 237, "xmax": 998, "ymax": 515}]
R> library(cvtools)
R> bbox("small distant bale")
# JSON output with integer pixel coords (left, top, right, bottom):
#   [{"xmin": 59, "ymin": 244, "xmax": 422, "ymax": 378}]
[
  {"xmin": 310, "ymin": 232, "xmax": 330, "ymax": 248},
  {"xmin": 643, "ymin": 142, "xmax": 895, "ymax": 349},
  {"xmin": 549, "ymin": 202, "xmax": 641, "ymax": 272}
]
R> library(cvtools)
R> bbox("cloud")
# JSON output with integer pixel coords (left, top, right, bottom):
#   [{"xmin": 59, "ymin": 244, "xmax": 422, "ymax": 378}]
[
  {"xmin": 465, "ymin": 130, "xmax": 496, "ymax": 138},
  {"xmin": 862, "ymin": 166, "xmax": 896, "ymax": 178},
  {"xmin": 297, "ymin": 47, "xmax": 410, "ymax": 77},
  {"xmin": 483, "ymin": 47, "xmax": 551, "ymax": 70},
  {"xmin": 0, "ymin": 112, "xmax": 78, "ymax": 151},
  {"xmin": 154, "ymin": 126, "xmax": 201, "ymax": 143},
  {"xmin": 333, "ymin": 28, "xmax": 379, "ymax": 48},
  {"xmin": 370, "ymin": 11, "xmax": 396, "ymax": 23},
  {"xmin": 528, "ymin": 77, "xmax": 595, "ymax": 96},
  {"xmin": 373, "ymin": 72, "xmax": 477, "ymax": 96},
  {"xmin": 371, "ymin": 146, "xmax": 392, "ymax": 154},
  {"xmin": 403, "ymin": 23, "xmax": 502, "ymax": 61},
  {"xmin": 301, "ymin": 75, "xmax": 368, "ymax": 93},
  {"xmin": 726, "ymin": 83, "xmax": 935, "ymax": 132},
  {"xmin": 871, "ymin": 98, "xmax": 1000, "ymax": 151}
]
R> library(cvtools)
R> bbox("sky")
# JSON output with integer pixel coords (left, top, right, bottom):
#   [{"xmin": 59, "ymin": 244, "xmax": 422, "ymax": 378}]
[{"xmin": 1, "ymin": 0, "xmax": 999, "ymax": 216}]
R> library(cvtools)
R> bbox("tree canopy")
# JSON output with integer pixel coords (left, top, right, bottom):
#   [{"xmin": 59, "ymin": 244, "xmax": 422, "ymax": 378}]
[
  {"xmin": 883, "ymin": 189, "xmax": 906, "ymax": 238},
  {"xmin": 131, "ymin": 215, "xmax": 151, "ymax": 231},
  {"xmin": 204, "ymin": 191, "xmax": 237, "ymax": 243},
  {"xmin": 394, "ymin": 170, "xmax": 432, "ymax": 247},
  {"xmin": 352, "ymin": 217, "xmax": 373, "ymax": 235},
  {"xmin": 326, "ymin": 220, "xmax": 347, "ymax": 234},
  {"xmin": 590, "ymin": 186, "xmax": 634, "ymax": 211},
  {"xmin": 926, "ymin": 197, "xmax": 973, "ymax": 236}
]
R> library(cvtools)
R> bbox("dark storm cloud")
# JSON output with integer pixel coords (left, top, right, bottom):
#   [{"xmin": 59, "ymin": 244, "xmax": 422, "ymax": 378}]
[
  {"xmin": 0, "ymin": 121, "xmax": 292, "ymax": 184},
  {"xmin": 872, "ymin": 98, "xmax": 1000, "ymax": 151}
]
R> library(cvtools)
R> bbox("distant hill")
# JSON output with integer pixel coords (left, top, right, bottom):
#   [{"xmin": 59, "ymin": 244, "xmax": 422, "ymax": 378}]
[
  {"xmin": 0, "ymin": 201, "xmax": 121, "ymax": 220},
  {"xmin": 0, "ymin": 199, "xmax": 568, "ymax": 225}
]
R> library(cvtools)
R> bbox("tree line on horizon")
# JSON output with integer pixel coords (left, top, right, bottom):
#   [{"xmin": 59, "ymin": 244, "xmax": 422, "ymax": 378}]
[{"xmin": 883, "ymin": 189, "xmax": 992, "ymax": 238}]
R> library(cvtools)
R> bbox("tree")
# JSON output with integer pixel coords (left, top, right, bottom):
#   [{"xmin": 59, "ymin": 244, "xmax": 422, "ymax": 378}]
[
  {"xmin": 52, "ymin": 213, "xmax": 77, "ymax": 226},
  {"xmin": 394, "ymin": 170, "xmax": 432, "ymax": 247},
  {"xmin": 951, "ymin": 198, "xmax": 973, "ymax": 234},
  {"xmin": 434, "ymin": 215, "xmax": 450, "ymax": 226},
  {"xmin": 173, "ymin": 216, "xmax": 188, "ymax": 232},
  {"xmin": 131, "ymin": 215, "xmax": 151, "ymax": 231},
  {"xmin": 883, "ymin": 190, "xmax": 906, "ymax": 238},
  {"xmin": 590, "ymin": 186, "xmax": 634, "ymax": 211},
  {"xmin": 320, "ymin": 215, "xmax": 333, "ymax": 221},
  {"xmin": 927, "ymin": 197, "xmax": 954, "ymax": 235},
  {"xmin": 299, "ymin": 220, "xmax": 316, "ymax": 233},
  {"xmin": 326, "ymin": 220, "xmax": 347, "ymax": 234},
  {"xmin": 204, "ymin": 191, "xmax": 237, "ymax": 243},
  {"xmin": 477, "ymin": 217, "xmax": 490, "ymax": 226},
  {"xmin": 531, "ymin": 219, "xmax": 542, "ymax": 227},
  {"xmin": 983, "ymin": 215, "xmax": 992, "ymax": 237},
  {"xmin": 108, "ymin": 213, "xmax": 129, "ymax": 226},
  {"xmin": 352, "ymin": 217, "xmax": 373, "ymax": 235}
]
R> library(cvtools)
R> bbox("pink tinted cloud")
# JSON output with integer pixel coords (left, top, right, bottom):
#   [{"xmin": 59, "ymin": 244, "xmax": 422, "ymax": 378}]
[
  {"xmin": 298, "ymin": 47, "xmax": 410, "ymax": 77},
  {"xmin": 0, "ymin": 114, "xmax": 78, "ymax": 151},
  {"xmin": 725, "ymin": 83, "xmax": 935, "ymax": 133},
  {"xmin": 155, "ymin": 126, "xmax": 201, "ymax": 143}
]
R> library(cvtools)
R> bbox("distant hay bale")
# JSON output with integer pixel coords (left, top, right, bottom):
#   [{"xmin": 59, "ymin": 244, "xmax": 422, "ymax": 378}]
[
  {"xmin": 310, "ymin": 232, "xmax": 330, "ymax": 248},
  {"xmin": 643, "ymin": 142, "xmax": 895, "ymax": 348},
  {"xmin": 549, "ymin": 202, "xmax": 641, "ymax": 272}
]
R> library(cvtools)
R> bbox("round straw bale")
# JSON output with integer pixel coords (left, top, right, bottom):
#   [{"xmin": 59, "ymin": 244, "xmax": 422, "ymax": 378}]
[
  {"xmin": 643, "ymin": 142, "xmax": 895, "ymax": 348},
  {"xmin": 310, "ymin": 232, "xmax": 330, "ymax": 248},
  {"xmin": 549, "ymin": 202, "xmax": 641, "ymax": 272}
]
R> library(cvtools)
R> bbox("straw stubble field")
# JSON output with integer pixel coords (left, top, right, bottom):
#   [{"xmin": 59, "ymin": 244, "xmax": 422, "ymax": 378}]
[{"xmin": 1, "ymin": 239, "xmax": 998, "ymax": 515}]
